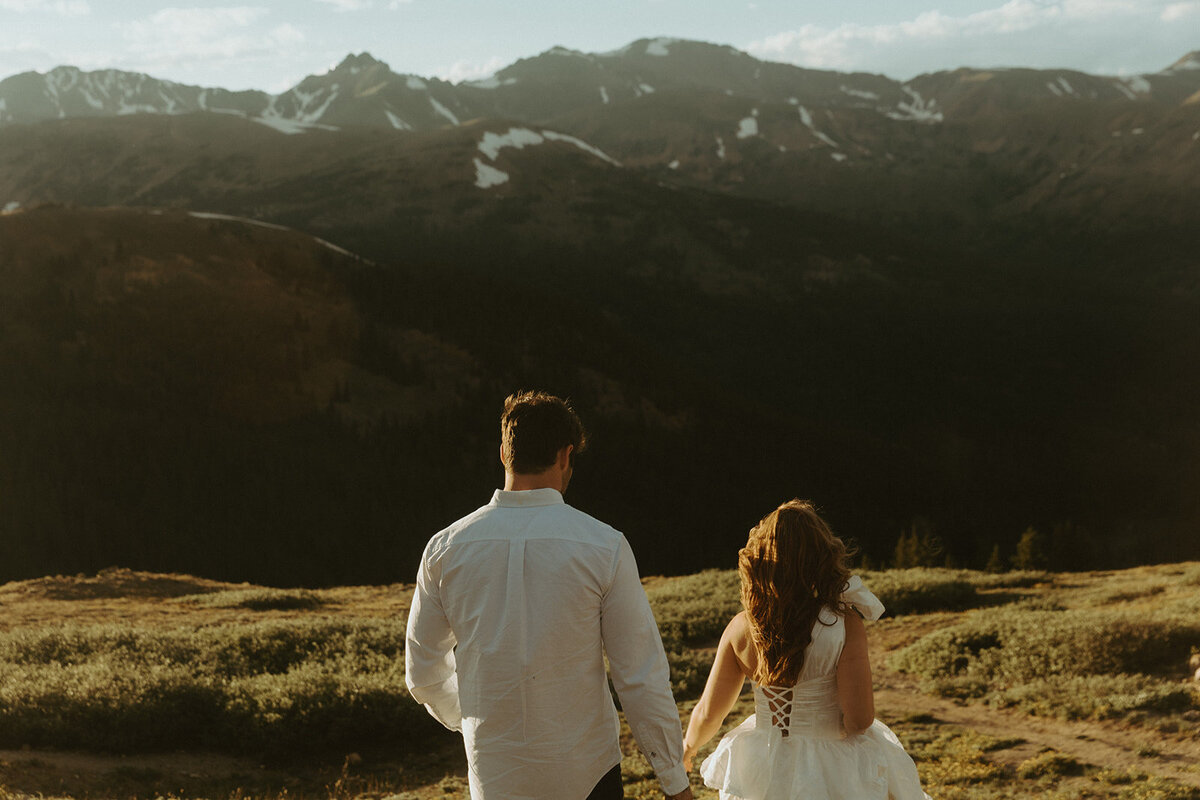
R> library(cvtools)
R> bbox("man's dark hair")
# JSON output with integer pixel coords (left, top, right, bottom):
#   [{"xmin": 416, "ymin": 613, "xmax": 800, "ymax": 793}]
[{"xmin": 500, "ymin": 391, "xmax": 588, "ymax": 475}]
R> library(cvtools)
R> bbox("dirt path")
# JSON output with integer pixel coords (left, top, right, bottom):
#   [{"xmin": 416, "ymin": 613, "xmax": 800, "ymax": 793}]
[{"xmin": 874, "ymin": 682, "xmax": 1200, "ymax": 788}]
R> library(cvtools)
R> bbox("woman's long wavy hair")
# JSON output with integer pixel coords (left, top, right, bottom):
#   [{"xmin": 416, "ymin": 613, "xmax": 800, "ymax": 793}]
[{"xmin": 739, "ymin": 499, "xmax": 855, "ymax": 687}]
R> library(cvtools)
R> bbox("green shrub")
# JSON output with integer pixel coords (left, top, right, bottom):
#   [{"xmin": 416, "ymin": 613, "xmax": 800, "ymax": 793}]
[
  {"xmin": 0, "ymin": 619, "xmax": 444, "ymax": 758},
  {"xmin": 987, "ymin": 674, "xmax": 1198, "ymax": 721},
  {"xmin": 185, "ymin": 588, "xmax": 327, "ymax": 611},
  {"xmin": 1016, "ymin": 750, "xmax": 1083, "ymax": 778},
  {"xmin": 647, "ymin": 570, "xmax": 741, "ymax": 647},
  {"xmin": 890, "ymin": 608, "xmax": 1200, "ymax": 684},
  {"xmin": 859, "ymin": 569, "xmax": 979, "ymax": 615}
]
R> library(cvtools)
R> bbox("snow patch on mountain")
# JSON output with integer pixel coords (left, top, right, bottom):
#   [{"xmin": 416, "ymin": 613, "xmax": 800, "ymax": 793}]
[
  {"xmin": 188, "ymin": 212, "xmax": 361, "ymax": 258},
  {"xmin": 668, "ymin": 159, "xmax": 680, "ymax": 169},
  {"xmin": 467, "ymin": 76, "xmax": 517, "ymax": 89},
  {"xmin": 118, "ymin": 100, "xmax": 160, "ymax": 116},
  {"xmin": 254, "ymin": 116, "xmax": 337, "ymax": 135},
  {"xmin": 189, "ymin": 211, "xmax": 290, "ymax": 232},
  {"xmin": 1169, "ymin": 54, "xmax": 1200, "ymax": 72},
  {"xmin": 1118, "ymin": 75, "xmax": 1151, "ymax": 96},
  {"xmin": 831, "ymin": 152, "xmax": 848, "ymax": 163},
  {"xmin": 639, "ymin": 83, "xmax": 656, "ymax": 95},
  {"xmin": 542, "ymin": 131, "xmax": 620, "ymax": 165},
  {"xmin": 3, "ymin": 201, "xmax": 22, "ymax": 214},
  {"xmin": 599, "ymin": 86, "xmax": 609, "ymax": 104},
  {"xmin": 840, "ymin": 85, "xmax": 879, "ymax": 101},
  {"xmin": 797, "ymin": 106, "xmax": 838, "ymax": 148},
  {"xmin": 385, "ymin": 110, "xmax": 411, "ymax": 130},
  {"xmin": 477, "ymin": 127, "xmax": 619, "ymax": 166},
  {"xmin": 428, "ymin": 95, "xmax": 460, "ymax": 126},
  {"xmin": 406, "ymin": 76, "xmax": 428, "ymax": 91},
  {"xmin": 887, "ymin": 88, "xmax": 943, "ymax": 123},
  {"xmin": 645, "ymin": 38, "xmax": 678, "ymax": 57},
  {"xmin": 474, "ymin": 158, "xmax": 509, "ymax": 189},
  {"xmin": 736, "ymin": 116, "xmax": 758, "ymax": 139},
  {"xmin": 478, "ymin": 128, "xmax": 545, "ymax": 160},
  {"xmin": 284, "ymin": 85, "xmax": 340, "ymax": 124},
  {"xmin": 715, "ymin": 136, "xmax": 726, "ymax": 160}
]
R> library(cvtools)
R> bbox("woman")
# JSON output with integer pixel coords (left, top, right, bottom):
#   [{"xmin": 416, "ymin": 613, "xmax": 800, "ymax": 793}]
[{"xmin": 682, "ymin": 500, "xmax": 929, "ymax": 800}]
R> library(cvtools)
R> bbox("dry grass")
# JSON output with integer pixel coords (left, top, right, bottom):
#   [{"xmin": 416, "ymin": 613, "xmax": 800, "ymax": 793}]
[{"xmin": 0, "ymin": 563, "xmax": 1199, "ymax": 799}]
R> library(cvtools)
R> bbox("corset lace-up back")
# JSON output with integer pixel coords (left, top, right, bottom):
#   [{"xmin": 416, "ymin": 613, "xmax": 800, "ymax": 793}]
[
  {"xmin": 753, "ymin": 675, "xmax": 842, "ymax": 740},
  {"xmin": 759, "ymin": 686, "xmax": 793, "ymax": 735}
]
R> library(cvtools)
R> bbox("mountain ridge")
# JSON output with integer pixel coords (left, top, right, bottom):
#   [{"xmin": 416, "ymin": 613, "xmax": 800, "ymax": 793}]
[{"xmin": 3, "ymin": 38, "xmax": 1198, "ymax": 133}]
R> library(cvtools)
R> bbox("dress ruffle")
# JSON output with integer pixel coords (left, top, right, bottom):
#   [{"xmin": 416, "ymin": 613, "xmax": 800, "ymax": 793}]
[
  {"xmin": 700, "ymin": 717, "xmax": 929, "ymax": 800},
  {"xmin": 842, "ymin": 575, "xmax": 886, "ymax": 621}
]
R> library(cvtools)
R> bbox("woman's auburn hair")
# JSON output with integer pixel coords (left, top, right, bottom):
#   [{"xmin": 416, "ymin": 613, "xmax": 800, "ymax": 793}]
[{"xmin": 738, "ymin": 499, "xmax": 855, "ymax": 687}]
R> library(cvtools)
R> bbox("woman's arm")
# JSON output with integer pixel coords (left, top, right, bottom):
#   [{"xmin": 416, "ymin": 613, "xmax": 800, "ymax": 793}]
[
  {"xmin": 836, "ymin": 610, "xmax": 875, "ymax": 735},
  {"xmin": 682, "ymin": 615, "xmax": 749, "ymax": 770}
]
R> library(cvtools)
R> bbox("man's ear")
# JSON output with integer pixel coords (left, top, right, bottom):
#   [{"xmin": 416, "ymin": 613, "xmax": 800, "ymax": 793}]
[
  {"xmin": 558, "ymin": 444, "xmax": 574, "ymax": 470},
  {"xmin": 499, "ymin": 443, "xmax": 507, "ymax": 467}
]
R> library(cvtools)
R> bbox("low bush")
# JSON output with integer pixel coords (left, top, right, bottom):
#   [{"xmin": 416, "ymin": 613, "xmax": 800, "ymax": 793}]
[
  {"xmin": 0, "ymin": 619, "xmax": 447, "ymax": 759},
  {"xmin": 647, "ymin": 569, "xmax": 741, "ymax": 647},
  {"xmin": 986, "ymin": 674, "xmax": 1198, "ymax": 720},
  {"xmin": 859, "ymin": 569, "xmax": 979, "ymax": 615},
  {"xmin": 891, "ymin": 608, "xmax": 1200, "ymax": 684},
  {"xmin": 184, "ymin": 588, "xmax": 327, "ymax": 611},
  {"xmin": 1016, "ymin": 750, "xmax": 1083, "ymax": 778},
  {"xmin": 891, "ymin": 605, "xmax": 1200, "ymax": 726}
]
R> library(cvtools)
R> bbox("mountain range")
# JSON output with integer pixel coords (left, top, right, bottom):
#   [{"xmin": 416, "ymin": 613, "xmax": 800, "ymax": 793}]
[
  {"xmin": 1, "ymin": 39, "xmax": 1198, "ymax": 585},
  {"xmin": 3, "ymin": 39, "xmax": 1199, "ymax": 133}
]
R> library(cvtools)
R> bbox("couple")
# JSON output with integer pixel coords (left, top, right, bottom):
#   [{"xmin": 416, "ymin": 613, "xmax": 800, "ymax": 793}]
[{"xmin": 405, "ymin": 391, "xmax": 929, "ymax": 800}]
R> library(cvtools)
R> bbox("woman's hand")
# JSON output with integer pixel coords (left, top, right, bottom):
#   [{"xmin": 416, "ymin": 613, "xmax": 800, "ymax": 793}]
[{"xmin": 683, "ymin": 741, "xmax": 698, "ymax": 772}]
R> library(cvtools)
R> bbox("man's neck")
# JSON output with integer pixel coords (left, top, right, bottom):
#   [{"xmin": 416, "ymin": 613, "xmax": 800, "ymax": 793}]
[{"xmin": 503, "ymin": 471, "xmax": 563, "ymax": 493}]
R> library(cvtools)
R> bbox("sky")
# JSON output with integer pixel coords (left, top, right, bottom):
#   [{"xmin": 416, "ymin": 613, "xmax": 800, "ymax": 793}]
[{"xmin": 1, "ymin": 0, "xmax": 1197, "ymax": 92}]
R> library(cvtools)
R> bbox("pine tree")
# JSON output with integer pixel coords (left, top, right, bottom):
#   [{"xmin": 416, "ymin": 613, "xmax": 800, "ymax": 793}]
[
  {"xmin": 893, "ymin": 518, "xmax": 942, "ymax": 568},
  {"xmin": 1013, "ymin": 526, "xmax": 1048, "ymax": 570},
  {"xmin": 985, "ymin": 543, "xmax": 1005, "ymax": 573}
]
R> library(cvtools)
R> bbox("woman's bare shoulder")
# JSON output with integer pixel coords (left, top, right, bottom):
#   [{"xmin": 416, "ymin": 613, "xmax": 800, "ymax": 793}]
[{"xmin": 724, "ymin": 611, "xmax": 757, "ymax": 677}]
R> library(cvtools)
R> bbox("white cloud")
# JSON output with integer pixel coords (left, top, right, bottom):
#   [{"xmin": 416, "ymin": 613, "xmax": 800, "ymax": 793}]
[
  {"xmin": 122, "ymin": 7, "xmax": 269, "ymax": 42},
  {"xmin": 315, "ymin": 0, "xmax": 373, "ymax": 10},
  {"xmin": 270, "ymin": 23, "xmax": 305, "ymax": 45},
  {"xmin": 433, "ymin": 55, "xmax": 507, "ymax": 83},
  {"xmin": 0, "ymin": 0, "xmax": 89, "ymax": 14},
  {"xmin": 746, "ymin": 0, "xmax": 1185, "ymax": 77},
  {"xmin": 116, "ymin": 6, "xmax": 306, "ymax": 77},
  {"xmin": 1161, "ymin": 0, "xmax": 1200, "ymax": 18}
]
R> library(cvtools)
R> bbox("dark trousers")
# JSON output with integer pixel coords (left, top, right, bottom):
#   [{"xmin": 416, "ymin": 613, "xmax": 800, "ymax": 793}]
[{"xmin": 586, "ymin": 765, "xmax": 622, "ymax": 800}]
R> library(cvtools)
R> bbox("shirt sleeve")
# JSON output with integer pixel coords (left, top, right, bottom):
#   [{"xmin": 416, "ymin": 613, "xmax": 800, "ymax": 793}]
[
  {"xmin": 601, "ymin": 535, "xmax": 689, "ymax": 796},
  {"xmin": 404, "ymin": 546, "xmax": 463, "ymax": 732}
]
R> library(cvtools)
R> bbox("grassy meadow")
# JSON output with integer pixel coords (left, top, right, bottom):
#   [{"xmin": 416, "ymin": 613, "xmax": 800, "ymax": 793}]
[{"xmin": 0, "ymin": 564, "xmax": 1198, "ymax": 799}]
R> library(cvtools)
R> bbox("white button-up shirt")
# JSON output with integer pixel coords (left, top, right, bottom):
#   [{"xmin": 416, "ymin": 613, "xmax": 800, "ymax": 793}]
[{"xmin": 405, "ymin": 488, "xmax": 689, "ymax": 800}]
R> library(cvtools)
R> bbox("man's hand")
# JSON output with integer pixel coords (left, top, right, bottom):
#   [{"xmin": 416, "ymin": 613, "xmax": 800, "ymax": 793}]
[{"xmin": 666, "ymin": 788, "xmax": 694, "ymax": 800}]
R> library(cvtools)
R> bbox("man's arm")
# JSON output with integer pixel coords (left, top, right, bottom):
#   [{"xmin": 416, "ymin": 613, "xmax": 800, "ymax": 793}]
[
  {"xmin": 601, "ymin": 536, "xmax": 692, "ymax": 799},
  {"xmin": 404, "ymin": 548, "xmax": 463, "ymax": 731}
]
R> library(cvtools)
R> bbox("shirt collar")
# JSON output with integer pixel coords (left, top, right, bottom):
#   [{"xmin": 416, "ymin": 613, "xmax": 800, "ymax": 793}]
[{"xmin": 490, "ymin": 488, "xmax": 565, "ymax": 508}]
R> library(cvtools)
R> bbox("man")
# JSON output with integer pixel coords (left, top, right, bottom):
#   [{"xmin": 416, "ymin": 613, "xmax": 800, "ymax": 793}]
[{"xmin": 405, "ymin": 391, "xmax": 693, "ymax": 800}]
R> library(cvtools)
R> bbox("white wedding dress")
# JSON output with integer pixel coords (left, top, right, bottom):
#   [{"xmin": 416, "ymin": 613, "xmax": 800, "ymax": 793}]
[{"xmin": 699, "ymin": 577, "xmax": 931, "ymax": 800}]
